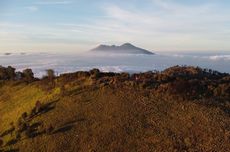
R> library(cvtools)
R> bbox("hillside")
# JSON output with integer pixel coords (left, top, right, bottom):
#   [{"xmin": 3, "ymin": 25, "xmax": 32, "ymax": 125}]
[
  {"xmin": 91, "ymin": 43, "xmax": 154, "ymax": 55},
  {"xmin": 0, "ymin": 66, "xmax": 230, "ymax": 152}
]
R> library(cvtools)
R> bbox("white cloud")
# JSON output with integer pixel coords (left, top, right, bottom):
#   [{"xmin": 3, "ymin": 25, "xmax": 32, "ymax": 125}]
[
  {"xmin": 0, "ymin": 22, "xmax": 25, "ymax": 28},
  {"xmin": 25, "ymin": 6, "xmax": 39, "ymax": 12},
  {"xmin": 35, "ymin": 1, "xmax": 72, "ymax": 5},
  {"xmin": 151, "ymin": 0, "xmax": 213, "ymax": 12},
  {"xmin": 95, "ymin": 3, "xmax": 230, "ymax": 51},
  {"xmin": 207, "ymin": 55, "xmax": 230, "ymax": 61},
  {"xmin": 1, "ymin": 1, "xmax": 230, "ymax": 52}
]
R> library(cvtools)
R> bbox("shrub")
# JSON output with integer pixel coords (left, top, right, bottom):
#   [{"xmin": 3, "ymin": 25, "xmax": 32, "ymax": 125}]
[
  {"xmin": 0, "ymin": 66, "xmax": 16, "ymax": 80},
  {"xmin": 30, "ymin": 108, "xmax": 37, "ymax": 118},
  {"xmin": 17, "ymin": 112, "xmax": 31, "ymax": 133},
  {"xmin": 30, "ymin": 101, "xmax": 43, "ymax": 117},
  {"xmin": 35, "ymin": 101, "xmax": 42, "ymax": 114},
  {"xmin": 90, "ymin": 68, "xmax": 100, "ymax": 75},
  {"xmin": 120, "ymin": 72, "xmax": 130, "ymax": 79},
  {"xmin": 46, "ymin": 69, "xmax": 55, "ymax": 80},
  {"xmin": 90, "ymin": 69, "xmax": 100, "ymax": 79},
  {"xmin": 22, "ymin": 69, "xmax": 34, "ymax": 82},
  {"xmin": 0, "ymin": 66, "xmax": 7, "ymax": 80},
  {"xmin": 17, "ymin": 118, "xmax": 28, "ymax": 133},
  {"xmin": 6, "ymin": 66, "xmax": 16, "ymax": 80}
]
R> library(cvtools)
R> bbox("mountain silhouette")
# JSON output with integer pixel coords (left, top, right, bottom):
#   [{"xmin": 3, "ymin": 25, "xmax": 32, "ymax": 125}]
[{"xmin": 91, "ymin": 43, "xmax": 154, "ymax": 55}]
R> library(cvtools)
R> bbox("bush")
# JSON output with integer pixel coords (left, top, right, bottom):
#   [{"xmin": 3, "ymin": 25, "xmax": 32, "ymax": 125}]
[
  {"xmin": 22, "ymin": 69, "xmax": 34, "ymax": 82},
  {"xmin": 30, "ymin": 101, "xmax": 42, "ymax": 116},
  {"xmin": 17, "ymin": 118, "xmax": 28, "ymax": 133},
  {"xmin": 90, "ymin": 69, "xmax": 100, "ymax": 79},
  {"xmin": 0, "ymin": 66, "xmax": 16, "ymax": 80},
  {"xmin": 6, "ymin": 66, "xmax": 16, "ymax": 80},
  {"xmin": 35, "ymin": 101, "xmax": 42, "ymax": 114},
  {"xmin": 0, "ymin": 66, "xmax": 7, "ymax": 80},
  {"xmin": 120, "ymin": 72, "xmax": 130, "ymax": 80},
  {"xmin": 46, "ymin": 69, "xmax": 55, "ymax": 80},
  {"xmin": 90, "ymin": 68, "xmax": 100, "ymax": 75}
]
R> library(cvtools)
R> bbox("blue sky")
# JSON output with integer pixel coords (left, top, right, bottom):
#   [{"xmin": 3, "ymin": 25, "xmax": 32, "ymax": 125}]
[{"xmin": 0, "ymin": 0, "xmax": 230, "ymax": 52}]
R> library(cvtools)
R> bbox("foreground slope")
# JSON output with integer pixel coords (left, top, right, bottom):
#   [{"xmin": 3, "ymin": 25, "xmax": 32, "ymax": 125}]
[{"xmin": 0, "ymin": 66, "xmax": 230, "ymax": 152}]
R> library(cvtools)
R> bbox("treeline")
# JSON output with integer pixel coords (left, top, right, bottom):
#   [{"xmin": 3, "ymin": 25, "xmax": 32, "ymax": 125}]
[
  {"xmin": 1, "ymin": 65, "xmax": 229, "ymax": 100},
  {"xmin": 0, "ymin": 66, "xmax": 55, "ymax": 82},
  {"xmin": 0, "ymin": 66, "xmax": 34, "ymax": 82},
  {"xmin": 56, "ymin": 65, "xmax": 230, "ymax": 100}
]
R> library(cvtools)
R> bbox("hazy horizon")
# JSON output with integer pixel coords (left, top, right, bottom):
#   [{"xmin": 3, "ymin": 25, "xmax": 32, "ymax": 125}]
[{"xmin": 1, "ymin": 0, "xmax": 230, "ymax": 53}]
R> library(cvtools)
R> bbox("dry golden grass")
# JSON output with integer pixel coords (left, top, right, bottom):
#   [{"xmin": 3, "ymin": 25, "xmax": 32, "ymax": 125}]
[{"xmin": 0, "ymin": 72, "xmax": 230, "ymax": 152}]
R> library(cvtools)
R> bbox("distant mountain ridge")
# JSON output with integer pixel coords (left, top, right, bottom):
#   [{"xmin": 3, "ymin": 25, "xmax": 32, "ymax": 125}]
[{"xmin": 91, "ymin": 43, "xmax": 154, "ymax": 55}]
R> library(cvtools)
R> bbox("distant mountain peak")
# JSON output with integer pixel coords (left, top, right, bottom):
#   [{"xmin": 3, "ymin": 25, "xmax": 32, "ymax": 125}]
[
  {"xmin": 91, "ymin": 43, "xmax": 154, "ymax": 55},
  {"xmin": 121, "ymin": 43, "xmax": 134, "ymax": 47}
]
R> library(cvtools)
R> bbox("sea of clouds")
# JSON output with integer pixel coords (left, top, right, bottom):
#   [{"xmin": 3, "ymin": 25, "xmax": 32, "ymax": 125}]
[{"xmin": 0, "ymin": 52, "xmax": 229, "ymax": 77}]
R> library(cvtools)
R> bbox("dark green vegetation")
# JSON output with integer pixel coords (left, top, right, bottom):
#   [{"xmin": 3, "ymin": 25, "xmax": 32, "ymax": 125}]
[{"xmin": 0, "ymin": 65, "xmax": 230, "ymax": 152}]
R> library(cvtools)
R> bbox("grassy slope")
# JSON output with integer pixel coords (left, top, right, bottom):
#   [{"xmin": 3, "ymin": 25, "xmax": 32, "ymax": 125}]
[{"xmin": 0, "ymin": 76, "xmax": 230, "ymax": 152}]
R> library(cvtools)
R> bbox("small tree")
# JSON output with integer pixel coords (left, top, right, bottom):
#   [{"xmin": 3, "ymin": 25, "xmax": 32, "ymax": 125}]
[
  {"xmin": 89, "ymin": 68, "xmax": 100, "ymax": 79},
  {"xmin": 6, "ymin": 66, "xmax": 16, "ymax": 80},
  {"xmin": 0, "ymin": 66, "xmax": 8, "ymax": 80},
  {"xmin": 46, "ymin": 69, "xmax": 55, "ymax": 80},
  {"xmin": 22, "ymin": 69, "xmax": 34, "ymax": 82},
  {"xmin": 0, "ymin": 66, "xmax": 16, "ymax": 80}
]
